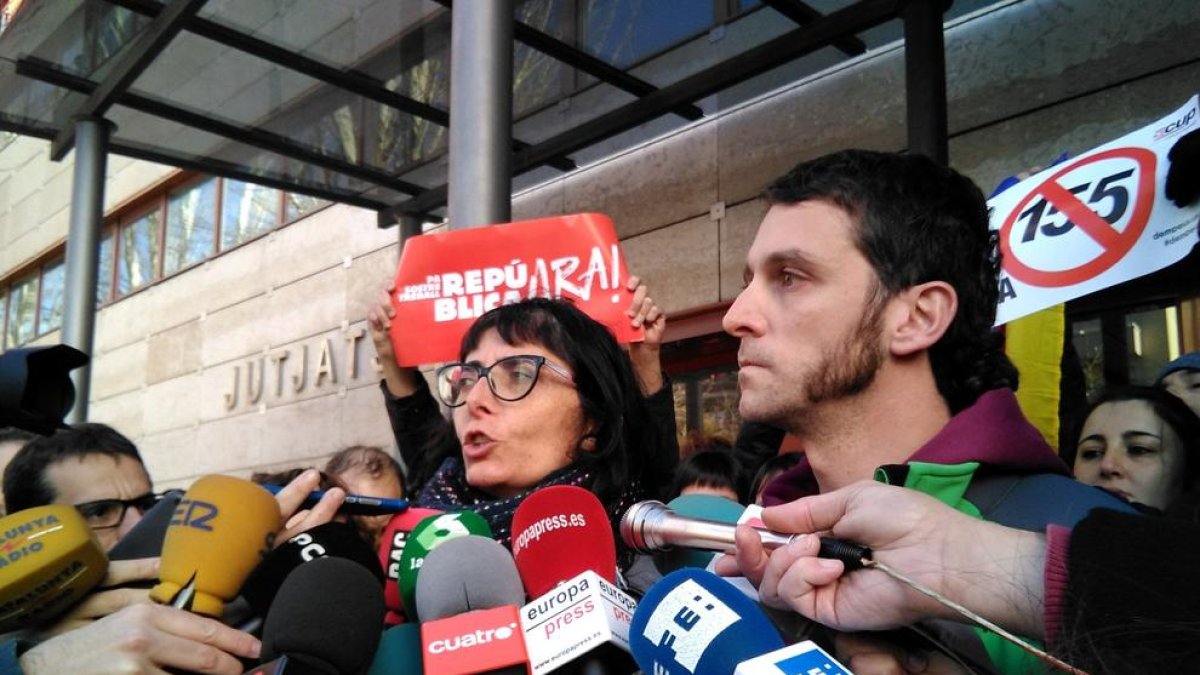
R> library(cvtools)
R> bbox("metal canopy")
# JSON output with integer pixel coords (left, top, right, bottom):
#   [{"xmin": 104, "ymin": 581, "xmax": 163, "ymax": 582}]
[{"xmin": 0, "ymin": 0, "xmax": 963, "ymax": 225}]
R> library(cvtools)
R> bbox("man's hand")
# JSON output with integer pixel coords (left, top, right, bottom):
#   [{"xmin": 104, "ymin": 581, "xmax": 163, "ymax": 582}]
[
  {"xmin": 37, "ymin": 557, "xmax": 160, "ymax": 636},
  {"xmin": 271, "ymin": 468, "xmax": 345, "ymax": 546},
  {"xmin": 367, "ymin": 286, "xmax": 421, "ymax": 397},
  {"xmin": 20, "ymin": 603, "xmax": 260, "ymax": 675},
  {"xmin": 624, "ymin": 275, "xmax": 666, "ymax": 394},
  {"xmin": 714, "ymin": 481, "xmax": 1046, "ymax": 637}
]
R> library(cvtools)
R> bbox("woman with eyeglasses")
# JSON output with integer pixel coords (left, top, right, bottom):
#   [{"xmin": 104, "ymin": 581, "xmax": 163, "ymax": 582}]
[{"xmin": 367, "ymin": 281, "xmax": 678, "ymax": 574}]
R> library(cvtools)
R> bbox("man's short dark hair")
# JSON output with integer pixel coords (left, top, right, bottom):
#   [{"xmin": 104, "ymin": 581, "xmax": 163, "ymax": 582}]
[
  {"xmin": 764, "ymin": 149, "xmax": 1018, "ymax": 412},
  {"xmin": 0, "ymin": 426, "xmax": 37, "ymax": 447},
  {"xmin": 2, "ymin": 422, "xmax": 146, "ymax": 513}
]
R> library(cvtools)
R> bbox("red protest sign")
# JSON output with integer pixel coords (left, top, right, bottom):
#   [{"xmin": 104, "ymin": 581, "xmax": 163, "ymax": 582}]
[
  {"xmin": 389, "ymin": 213, "xmax": 641, "ymax": 366},
  {"xmin": 999, "ymin": 147, "xmax": 1156, "ymax": 288}
]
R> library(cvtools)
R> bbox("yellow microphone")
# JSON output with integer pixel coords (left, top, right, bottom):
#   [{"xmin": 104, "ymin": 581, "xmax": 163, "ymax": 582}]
[
  {"xmin": 150, "ymin": 475, "xmax": 281, "ymax": 617},
  {"xmin": 0, "ymin": 505, "xmax": 108, "ymax": 631}
]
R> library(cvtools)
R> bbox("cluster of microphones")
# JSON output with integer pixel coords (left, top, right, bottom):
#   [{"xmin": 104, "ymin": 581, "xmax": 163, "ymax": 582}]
[{"xmin": 0, "ymin": 475, "xmax": 857, "ymax": 674}]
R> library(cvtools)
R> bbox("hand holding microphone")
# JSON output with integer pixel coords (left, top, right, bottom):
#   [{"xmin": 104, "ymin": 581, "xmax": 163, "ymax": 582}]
[{"xmin": 18, "ymin": 603, "xmax": 261, "ymax": 675}]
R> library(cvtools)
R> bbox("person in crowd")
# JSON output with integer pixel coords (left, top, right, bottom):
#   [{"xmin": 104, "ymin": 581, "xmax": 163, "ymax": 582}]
[
  {"xmin": 666, "ymin": 449, "xmax": 743, "ymax": 503},
  {"xmin": 0, "ymin": 470, "xmax": 343, "ymax": 674},
  {"xmin": 3, "ymin": 423, "xmax": 153, "ymax": 552},
  {"xmin": 323, "ymin": 445, "xmax": 405, "ymax": 547},
  {"xmin": 1070, "ymin": 385, "xmax": 1200, "ymax": 512},
  {"xmin": 678, "ymin": 430, "xmax": 733, "ymax": 457},
  {"xmin": 717, "ymin": 479, "xmax": 1200, "ymax": 673},
  {"xmin": 0, "ymin": 426, "xmax": 35, "ymax": 515},
  {"xmin": 375, "ymin": 295, "xmax": 674, "ymax": 583},
  {"xmin": 367, "ymin": 276, "xmax": 677, "ymax": 496},
  {"xmin": 748, "ymin": 452, "xmax": 802, "ymax": 506},
  {"xmin": 1157, "ymin": 351, "xmax": 1200, "ymax": 417},
  {"xmin": 722, "ymin": 149, "xmax": 1133, "ymax": 672}
]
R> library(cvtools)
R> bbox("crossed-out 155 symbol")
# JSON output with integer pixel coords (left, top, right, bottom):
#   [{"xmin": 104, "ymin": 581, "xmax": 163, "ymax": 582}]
[
  {"xmin": 1015, "ymin": 169, "xmax": 1134, "ymax": 242},
  {"xmin": 1000, "ymin": 147, "xmax": 1155, "ymax": 288}
]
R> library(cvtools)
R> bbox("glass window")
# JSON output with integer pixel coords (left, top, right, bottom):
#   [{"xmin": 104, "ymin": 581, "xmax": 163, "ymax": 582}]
[
  {"xmin": 514, "ymin": 0, "xmax": 569, "ymax": 116},
  {"xmin": 7, "ymin": 273, "xmax": 38, "ymax": 347},
  {"xmin": 582, "ymin": 0, "xmax": 711, "ymax": 68},
  {"xmin": 221, "ymin": 180, "xmax": 280, "ymax": 250},
  {"xmin": 1125, "ymin": 305, "xmax": 1178, "ymax": 385},
  {"xmin": 164, "ymin": 177, "xmax": 217, "ymax": 275},
  {"xmin": 37, "ymin": 259, "xmax": 65, "ymax": 335},
  {"xmin": 284, "ymin": 192, "xmax": 331, "ymax": 223},
  {"xmin": 118, "ymin": 209, "xmax": 162, "ymax": 295},
  {"xmin": 1071, "ymin": 317, "xmax": 1104, "ymax": 401},
  {"xmin": 96, "ymin": 232, "xmax": 114, "ymax": 306}
]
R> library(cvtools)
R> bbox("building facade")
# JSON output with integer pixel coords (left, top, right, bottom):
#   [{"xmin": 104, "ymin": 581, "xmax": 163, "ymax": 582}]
[{"xmin": 1, "ymin": 0, "xmax": 1197, "ymax": 489}]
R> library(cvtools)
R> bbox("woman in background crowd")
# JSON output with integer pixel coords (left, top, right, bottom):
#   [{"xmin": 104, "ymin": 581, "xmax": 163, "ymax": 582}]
[{"xmin": 1071, "ymin": 385, "xmax": 1200, "ymax": 512}]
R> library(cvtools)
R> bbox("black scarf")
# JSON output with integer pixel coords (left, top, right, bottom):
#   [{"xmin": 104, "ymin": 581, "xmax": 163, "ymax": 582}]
[{"xmin": 416, "ymin": 456, "xmax": 648, "ymax": 568}]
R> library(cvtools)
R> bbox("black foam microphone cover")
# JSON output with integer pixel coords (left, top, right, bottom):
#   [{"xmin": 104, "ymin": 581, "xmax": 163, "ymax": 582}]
[
  {"xmin": 261, "ymin": 556, "xmax": 386, "ymax": 674},
  {"xmin": 241, "ymin": 521, "xmax": 383, "ymax": 617}
]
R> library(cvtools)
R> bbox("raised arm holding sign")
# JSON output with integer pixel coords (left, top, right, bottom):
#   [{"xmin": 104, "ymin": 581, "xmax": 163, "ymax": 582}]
[{"xmin": 366, "ymin": 213, "xmax": 679, "ymax": 503}]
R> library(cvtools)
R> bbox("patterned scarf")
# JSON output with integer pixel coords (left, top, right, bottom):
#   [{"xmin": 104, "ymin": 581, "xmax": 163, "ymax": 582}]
[{"xmin": 416, "ymin": 456, "xmax": 648, "ymax": 569}]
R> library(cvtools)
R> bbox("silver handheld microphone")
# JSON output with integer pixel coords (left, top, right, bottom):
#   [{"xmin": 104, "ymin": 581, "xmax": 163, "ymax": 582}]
[{"xmin": 619, "ymin": 500, "xmax": 869, "ymax": 569}]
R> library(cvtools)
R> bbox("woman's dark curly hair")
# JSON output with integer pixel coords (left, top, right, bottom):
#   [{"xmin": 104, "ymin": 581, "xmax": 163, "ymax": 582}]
[
  {"xmin": 764, "ymin": 149, "xmax": 1018, "ymax": 413},
  {"xmin": 457, "ymin": 297, "xmax": 667, "ymax": 503}
]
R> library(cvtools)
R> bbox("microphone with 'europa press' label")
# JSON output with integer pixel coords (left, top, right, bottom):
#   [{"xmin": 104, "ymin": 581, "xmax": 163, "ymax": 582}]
[{"xmin": 511, "ymin": 486, "xmax": 636, "ymax": 674}]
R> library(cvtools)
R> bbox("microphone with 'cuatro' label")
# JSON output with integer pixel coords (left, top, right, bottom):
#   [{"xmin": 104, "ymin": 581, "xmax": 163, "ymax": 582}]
[{"xmin": 416, "ymin": 535, "xmax": 529, "ymax": 675}]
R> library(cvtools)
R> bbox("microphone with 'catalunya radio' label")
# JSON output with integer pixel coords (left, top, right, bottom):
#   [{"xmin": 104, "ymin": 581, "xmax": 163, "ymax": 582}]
[
  {"xmin": 416, "ymin": 535, "xmax": 529, "ymax": 675},
  {"xmin": 248, "ymin": 556, "xmax": 385, "ymax": 674},
  {"xmin": 150, "ymin": 474, "xmax": 281, "ymax": 617},
  {"xmin": 511, "ymin": 486, "xmax": 636, "ymax": 674},
  {"xmin": 0, "ymin": 505, "xmax": 108, "ymax": 631},
  {"xmin": 377, "ymin": 507, "xmax": 444, "ymax": 625},
  {"xmin": 629, "ymin": 569, "xmax": 784, "ymax": 675}
]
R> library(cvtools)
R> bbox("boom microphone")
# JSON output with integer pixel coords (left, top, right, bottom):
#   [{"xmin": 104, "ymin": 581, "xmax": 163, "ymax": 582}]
[
  {"xmin": 0, "ymin": 505, "xmax": 107, "ymax": 631},
  {"xmin": 241, "ymin": 521, "xmax": 384, "ymax": 618},
  {"xmin": 150, "ymin": 474, "xmax": 281, "ymax": 617},
  {"xmin": 656, "ymin": 494, "xmax": 746, "ymax": 573},
  {"xmin": 378, "ymin": 507, "xmax": 444, "ymax": 625},
  {"xmin": 511, "ymin": 485, "xmax": 616, "ymax": 598},
  {"xmin": 256, "ymin": 556, "xmax": 386, "ymax": 674},
  {"xmin": 629, "ymin": 569, "xmax": 784, "ymax": 675},
  {"xmin": 621, "ymin": 501, "xmax": 868, "ymax": 567}
]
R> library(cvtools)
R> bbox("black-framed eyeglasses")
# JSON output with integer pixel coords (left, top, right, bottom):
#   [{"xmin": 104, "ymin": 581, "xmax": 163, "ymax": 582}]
[
  {"xmin": 74, "ymin": 492, "xmax": 160, "ymax": 530},
  {"xmin": 435, "ymin": 355, "xmax": 574, "ymax": 407}
]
